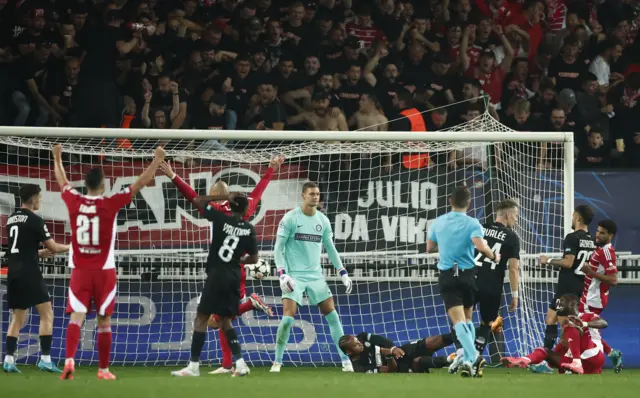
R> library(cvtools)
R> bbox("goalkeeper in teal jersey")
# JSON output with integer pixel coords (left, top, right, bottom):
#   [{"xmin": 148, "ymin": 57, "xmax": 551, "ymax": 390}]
[{"xmin": 271, "ymin": 182, "xmax": 354, "ymax": 373}]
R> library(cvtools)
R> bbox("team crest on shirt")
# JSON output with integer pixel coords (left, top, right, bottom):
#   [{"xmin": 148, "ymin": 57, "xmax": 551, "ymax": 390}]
[
  {"xmin": 364, "ymin": 342, "xmax": 371, "ymax": 348},
  {"xmin": 315, "ymin": 224, "xmax": 322, "ymax": 232}
]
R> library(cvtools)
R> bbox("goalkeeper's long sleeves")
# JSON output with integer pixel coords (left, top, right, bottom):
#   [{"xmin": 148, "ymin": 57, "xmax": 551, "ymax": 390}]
[
  {"xmin": 322, "ymin": 236, "xmax": 344, "ymax": 271},
  {"xmin": 274, "ymin": 234, "xmax": 288, "ymax": 272}
]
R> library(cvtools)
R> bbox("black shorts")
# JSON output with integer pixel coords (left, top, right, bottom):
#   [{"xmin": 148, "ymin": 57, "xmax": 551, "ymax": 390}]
[
  {"xmin": 550, "ymin": 283, "xmax": 583, "ymax": 311},
  {"xmin": 395, "ymin": 339, "xmax": 434, "ymax": 373},
  {"xmin": 438, "ymin": 268, "xmax": 476, "ymax": 310},
  {"xmin": 474, "ymin": 291, "xmax": 502, "ymax": 325},
  {"xmin": 197, "ymin": 271, "xmax": 240, "ymax": 317},
  {"xmin": 7, "ymin": 275, "xmax": 50, "ymax": 310}
]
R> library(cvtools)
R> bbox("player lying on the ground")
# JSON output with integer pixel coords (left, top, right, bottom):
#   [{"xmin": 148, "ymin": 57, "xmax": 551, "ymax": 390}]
[
  {"xmin": 579, "ymin": 219, "xmax": 623, "ymax": 372},
  {"xmin": 172, "ymin": 193, "xmax": 258, "ymax": 377},
  {"xmin": 54, "ymin": 144, "xmax": 166, "ymax": 381},
  {"xmin": 339, "ymin": 332, "xmax": 455, "ymax": 373},
  {"xmin": 501, "ymin": 294, "xmax": 607, "ymax": 375},
  {"xmin": 160, "ymin": 157, "xmax": 283, "ymax": 374},
  {"xmin": 3, "ymin": 184, "xmax": 69, "ymax": 374},
  {"xmin": 271, "ymin": 181, "xmax": 354, "ymax": 373}
]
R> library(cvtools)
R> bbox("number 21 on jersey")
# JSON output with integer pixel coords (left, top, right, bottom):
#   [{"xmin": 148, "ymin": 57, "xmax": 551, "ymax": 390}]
[
  {"xmin": 77, "ymin": 215, "xmax": 100, "ymax": 246},
  {"xmin": 475, "ymin": 242, "xmax": 502, "ymax": 270}
]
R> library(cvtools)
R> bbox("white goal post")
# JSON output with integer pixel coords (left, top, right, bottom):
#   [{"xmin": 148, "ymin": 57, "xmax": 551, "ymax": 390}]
[{"xmin": 0, "ymin": 115, "xmax": 575, "ymax": 366}]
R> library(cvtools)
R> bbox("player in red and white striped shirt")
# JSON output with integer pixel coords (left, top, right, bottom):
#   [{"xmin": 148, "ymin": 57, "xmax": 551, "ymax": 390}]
[
  {"xmin": 579, "ymin": 219, "xmax": 623, "ymax": 372},
  {"xmin": 160, "ymin": 155, "xmax": 284, "ymax": 374},
  {"xmin": 53, "ymin": 144, "xmax": 166, "ymax": 380}
]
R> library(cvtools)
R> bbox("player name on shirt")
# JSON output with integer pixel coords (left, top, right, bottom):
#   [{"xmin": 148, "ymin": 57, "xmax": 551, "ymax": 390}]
[
  {"xmin": 7, "ymin": 214, "xmax": 29, "ymax": 224},
  {"xmin": 579, "ymin": 239, "xmax": 597, "ymax": 249},
  {"xmin": 483, "ymin": 228, "xmax": 507, "ymax": 241},
  {"xmin": 222, "ymin": 223, "xmax": 252, "ymax": 237}
]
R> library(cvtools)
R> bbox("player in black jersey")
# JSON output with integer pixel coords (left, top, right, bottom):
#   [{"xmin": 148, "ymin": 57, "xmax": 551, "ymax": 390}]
[
  {"xmin": 171, "ymin": 193, "xmax": 259, "ymax": 378},
  {"xmin": 339, "ymin": 332, "xmax": 455, "ymax": 373},
  {"xmin": 3, "ymin": 184, "xmax": 69, "ymax": 373},
  {"xmin": 473, "ymin": 199, "xmax": 521, "ymax": 358},
  {"xmin": 539, "ymin": 205, "xmax": 595, "ymax": 353}
]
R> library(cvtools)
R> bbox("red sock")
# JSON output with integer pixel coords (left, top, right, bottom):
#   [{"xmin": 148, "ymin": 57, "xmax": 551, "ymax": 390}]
[
  {"xmin": 218, "ymin": 328, "xmax": 233, "ymax": 368},
  {"xmin": 238, "ymin": 300, "xmax": 254, "ymax": 315},
  {"xmin": 526, "ymin": 347, "xmax": 548, "ymax": 364},
  {"xmin": 563, "ymin": 326, "xmax": 581, "ymax": 359},
  {"xmin": 65, "ymin": 322, "xmax": 81, "ymax": 360},
  {"xmin": 97, "ymin": 326, "xmax": 112, "ymax": 370},
  {"xmin": 601, "ymin": 338, "xmax": 612, "ymax": 355}
]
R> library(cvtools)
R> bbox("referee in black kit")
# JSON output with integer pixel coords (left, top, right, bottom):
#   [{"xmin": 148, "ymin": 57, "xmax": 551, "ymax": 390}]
[{"xmin": 3, "ymin": 184, "xmax": 68, "ymax": 373}]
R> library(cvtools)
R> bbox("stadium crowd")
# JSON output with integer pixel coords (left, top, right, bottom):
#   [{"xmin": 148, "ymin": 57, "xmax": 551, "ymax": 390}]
[{"xmin": 1, "ymin": 0, "xmax": 640, "ymax": 169}]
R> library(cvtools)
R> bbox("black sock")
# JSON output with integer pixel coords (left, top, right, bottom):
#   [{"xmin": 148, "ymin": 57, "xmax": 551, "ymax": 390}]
[
  {"xmin": 39, "ymin": 335, "xmax": 52, "ymax": 356},
  {"xmin": 475, "ymin": 325, "xmax": 491, "ymax": 354},
  {"xmin": 190, "ymin": 331, "xmax": 206, "ymax": 362},
  {"xmin": 224, "ymin": 328, "xmax": 242, "ymax": 360},
  {"xmin": 450, "ymin": 328, "xmax": 462, "ymax": 350},
  {"xmin": 543, "ymin": 324, "xmax": 558, "ymax": 350},
  {"xmin": 442, "ymin": 333, "xmax": 455, "ymax": 347},
  {"xmin": 6, "ymin": 336, "xmax": 17, "ymax": 356}
]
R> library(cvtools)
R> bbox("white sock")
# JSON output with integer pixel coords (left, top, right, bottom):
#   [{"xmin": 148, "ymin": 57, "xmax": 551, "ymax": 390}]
[
  {"xmin": 188, "ymin": 361, "xmax": 200, "ymax": 370},
  {"xmin": 65, "ymin": 358, "xmax": 75, "ymax": 365},
  {"xmin": 41, "ymin": 355, "xmax": 52, "ymax": 363},
  {"xmin": 235, "ymin": 358, "xmax": 246, "ymax": 368},
  {"xmin": 4, "ymin": 355, "xmax": 15, "ymax": 364},
  {"xmin": 99, "ymin": 368, "xmax": 109, "ymax": 372}
]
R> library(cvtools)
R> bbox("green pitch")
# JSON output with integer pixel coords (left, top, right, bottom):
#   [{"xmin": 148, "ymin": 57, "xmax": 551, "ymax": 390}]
[{"xmin": 3, "ymin": 367, "xmax": 640, "ymax": 398}]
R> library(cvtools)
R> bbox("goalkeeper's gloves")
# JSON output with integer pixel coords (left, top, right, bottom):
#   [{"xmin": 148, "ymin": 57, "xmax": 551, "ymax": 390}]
[
  {"xmin": 278, "ymin": 270, "xmax": 296, "ymax": 294},
  {"xmin": 339, "ymin": 269, "xmax": 353, "ymax": 294}
]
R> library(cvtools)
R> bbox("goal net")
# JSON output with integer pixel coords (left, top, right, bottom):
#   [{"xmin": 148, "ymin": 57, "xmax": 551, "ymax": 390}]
[{"xmin": 0, "ymin": 113, "xmax": 572, "ymax": 367}]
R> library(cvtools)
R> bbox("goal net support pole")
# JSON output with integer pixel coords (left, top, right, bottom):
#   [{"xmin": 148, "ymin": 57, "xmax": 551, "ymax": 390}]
[{"xmin": 0, "ymin": 122, "xmax": 574, "ymax": 366}]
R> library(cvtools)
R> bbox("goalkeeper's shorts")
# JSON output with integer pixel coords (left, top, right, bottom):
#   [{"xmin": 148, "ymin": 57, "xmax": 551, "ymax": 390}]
[{"xmin": 282, "ymin": 276, "xmax": 332, "ymax": 306}]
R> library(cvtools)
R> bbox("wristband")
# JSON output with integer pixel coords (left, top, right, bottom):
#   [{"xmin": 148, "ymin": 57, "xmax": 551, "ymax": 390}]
[
  {"xmin": 511, "ymin": 291, "xmax": 519, "ymax": 299},
  {"xmin": 582, "ymin": 321, "xmax": 588, "ymax": 328},
  {"xmin": 338, "ymin": 268, "xmax": 348, "ymax": 277},
  {"xmin": 389, "ymin": 346, "xmax": 396, "ymax": 353},
  {"xmin": 547, "ymin": 258, "xmax": 552, "ymax": 265},
  {"xmin": 278, "ymin": 268, "xmax": 286, "ymax": 276}
]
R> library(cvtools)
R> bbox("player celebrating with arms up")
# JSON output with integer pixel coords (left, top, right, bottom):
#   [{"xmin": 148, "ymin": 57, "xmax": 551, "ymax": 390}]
[
  {"xmin": 427, "ymin": 186, "xmax": 501, "ymax": 378},
  {"xmin": 536, "ymin": 205, "xmax": 595, "ymax": 373},
  {"xmin": 172, "ymin": 193, "xmax": 259, "ymax": 378},
  {"xmin": 271, "ymin": 181, "xmax": 354, "ymax": 372},
  {"xmin": 580, "ymin": 219, "xmax": 623, "ymax": 372},
  {"xmin": 160, "ymin": 156, "xmax": 283, "ymax": 374},
  {"xmin": 54, "ymin": 144, "xmax": 166, "ymax": 380},
  {"xmin": 4, "ymin": 184, "xmax": 69, "ymax": 373}
]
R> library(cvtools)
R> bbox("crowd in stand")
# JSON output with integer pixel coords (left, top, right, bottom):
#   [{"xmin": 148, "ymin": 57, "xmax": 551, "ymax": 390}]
[{"xmin": 1, "ymin": 0, "xmax": 640, "ymax": 169}]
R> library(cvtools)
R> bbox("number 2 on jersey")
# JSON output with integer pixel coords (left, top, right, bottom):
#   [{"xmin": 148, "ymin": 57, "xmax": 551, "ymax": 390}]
[
  {"xmin": 218, "ymin": 236, "xmax": 239, "ymax": 262},
  {"xmin": 77, "ymin": 215, "xmax": 100, "ymax": 246},
  {"xmin": 475, "ymin": 242, "xmax": 502, "ymax": 270},
  {"xmin": 9, "ymin": 225, "xmax": 19, "ymax": 253}
]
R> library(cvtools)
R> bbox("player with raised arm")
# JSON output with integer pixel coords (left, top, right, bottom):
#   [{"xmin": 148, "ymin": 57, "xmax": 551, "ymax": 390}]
[
  {"xmin": 339, "ymin": 332, "xmax": 455, "ymax": 373},
  {"xmin": 535, "ymin": 205, "xmax": 595, "ymax": 373},
  {"xmin": 171, "ymin": 193, "xmax": 258, "ymax": 378},
  {"xmin": 579, "ymin": 219, "xmax": 623, "ymax": 372},
  {"xmin": 426, "ymin": 186, "xmax": 500, "ymax": 378},
  {"xmin": 270, "ymin": 181, "xmax": 354, "ymax": 373},
  {"xmin": 502, "ymin": 294, "xmax": 608, "ymax": 375},
  {"xmin": 160, "ymin": 156, "xmax": 283, "ymax": 374},
  {"xmin": 3, "ymin": 184, "xmax": 69, "ymax": 373},
  {"xmin": 54, "ymin": 144, "xmax": 166, "ymax": 381},
  {"xmin": 472, "ymin": 199, "xmax": 520, "ymax": 356}
]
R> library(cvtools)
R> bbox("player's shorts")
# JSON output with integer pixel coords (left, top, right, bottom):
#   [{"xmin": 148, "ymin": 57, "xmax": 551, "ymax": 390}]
[
  {"xmin": 550, "ymin": 284, "xmax": 584, "ymax": 311},
  {"xmin": 584, "ymin": 305, "xmax": 603, "ymax": 315},
  {"xmin": 66, "ymin": 268, "xmax": 117, "ymax": 316},
  {"xmin": 198, "ymin": 271, "xmax": 240, "ymax": 317},
  {"xmin": 7, "ymin": 273, "xmax": 50, "ymax": 310},
  {"xmin": 557, "ymin": 351, "xmax": 605, "ymax": 374},
  {"xmin": 282, "ymin": 275, "xmax": 332, "ymax": 306},
  {"xmin": 474, "ymin": 291, "xmax": 502, "ymax": 325},
  {"xmin": 438, "ymin": 268, "xmax": 476, "ymax": 310}
]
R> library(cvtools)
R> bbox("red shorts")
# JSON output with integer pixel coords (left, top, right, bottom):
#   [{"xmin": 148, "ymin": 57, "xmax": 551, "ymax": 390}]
[
  {"xmin": 67, "ymin": 268, "xmax": 117, "ymax": 316},
  {"xmin": 586, "ymin": 306, "xmax": 603, "ymax": 315},
  {"xmin": 558, "ymin": 352, "xmax": 605, "ymax": 374}
]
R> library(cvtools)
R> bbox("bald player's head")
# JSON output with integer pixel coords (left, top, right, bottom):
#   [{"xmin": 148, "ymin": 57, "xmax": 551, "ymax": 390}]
[{"xmin": 209, "ymin": 181, "xmax": 229, "ymax": 199}]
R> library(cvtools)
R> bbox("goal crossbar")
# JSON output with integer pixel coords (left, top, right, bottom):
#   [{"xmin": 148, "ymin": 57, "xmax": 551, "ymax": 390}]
[{"xmin": 0, "ymin": 126, "xmax": 573, "ymax": 142}]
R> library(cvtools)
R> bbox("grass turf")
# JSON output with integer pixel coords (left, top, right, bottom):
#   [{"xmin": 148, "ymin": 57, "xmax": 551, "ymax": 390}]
[{"xmin": 3, "ymin": 366, "xmax": 639, "ymax": 398}]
